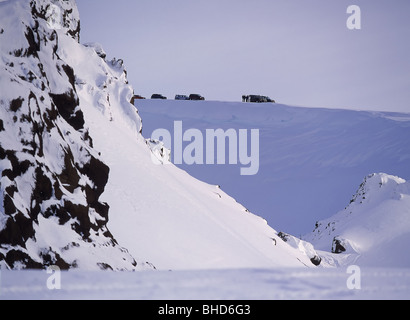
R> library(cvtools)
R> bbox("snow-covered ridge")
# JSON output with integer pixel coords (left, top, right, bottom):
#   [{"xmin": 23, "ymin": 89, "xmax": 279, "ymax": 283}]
[{"xmin": 305, "ymin": 173, "xmax": 410, "ymax": 267}]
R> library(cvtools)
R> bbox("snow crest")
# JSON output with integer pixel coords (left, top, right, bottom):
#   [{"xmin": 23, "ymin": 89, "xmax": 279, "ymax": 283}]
[{"xmin": 306, "ymin": 173, "xmax": 410, "ymax": 267}]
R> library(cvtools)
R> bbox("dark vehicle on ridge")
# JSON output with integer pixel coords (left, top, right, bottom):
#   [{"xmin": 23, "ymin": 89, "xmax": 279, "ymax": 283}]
[
  {"xmin": 243, "ymin": 95, "xmax": 275, "ymax": 103},
  {"xmin": 175, "ymin": 95, "xmax": 189, "ymax": 100},
  {"xmin": 189, "ymin": 94, "xmax": 205, "ymax": 101},
  {"xmin": 151, "ymin": 94, "xmax": 167, "ymax": 100}
]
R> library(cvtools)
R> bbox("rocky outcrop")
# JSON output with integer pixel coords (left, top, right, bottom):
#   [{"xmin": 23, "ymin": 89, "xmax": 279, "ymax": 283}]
[
  {"xmin": 0, "ymin": 0, "xmax": 142, "ymax": 270},
  {"xmin": 332, "ymin": 237, "xmax": 347, "ymax": 254}
]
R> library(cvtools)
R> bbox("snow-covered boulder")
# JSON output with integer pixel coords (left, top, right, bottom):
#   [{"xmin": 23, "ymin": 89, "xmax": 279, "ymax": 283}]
[
  {"xmin": 278, "ymin": 232, "xmax": 321, "ymax": 266},
  {"xmin": 331, "ymin": 236, "xmax": 357, "ymax": 254}
]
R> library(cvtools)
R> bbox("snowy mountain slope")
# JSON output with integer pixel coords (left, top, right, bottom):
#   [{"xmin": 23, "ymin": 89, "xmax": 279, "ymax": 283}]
[
  {"xmin": 137, "ymin": 100, "xmax": 410, "ymax": 236},
  {"xmin": 0, "ymin": 0, "xmax": 146, "ymax": 270},
  {"xmin": 59, "ymin": 38, "xmax": 315, "ymax": 271},
  {"xmin": 305, "ymin": 173, "xmax": 410, "ymax": 267},
  {"xmin": 0, "ymin": 0, "xmax": 317, "ymax": 270}
]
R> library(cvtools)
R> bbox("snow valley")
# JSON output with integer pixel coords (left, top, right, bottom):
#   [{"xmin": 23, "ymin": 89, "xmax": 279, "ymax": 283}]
[
  {"xmin": 138, "ymin": 100, "xmax": 410, "ymax": 237},
  {"xmin": 139, "ymin": 100, "xmax": 410, "ymax": 270}
]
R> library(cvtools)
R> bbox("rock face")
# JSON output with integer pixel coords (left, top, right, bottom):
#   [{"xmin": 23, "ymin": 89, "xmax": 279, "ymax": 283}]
[
  {"xmin": 0, "ymin": 0, "xmax": 141, "ymax": 270},
  {"xmin": 331, "ymin": 237, "xmax": 347, "ymax": 254}
]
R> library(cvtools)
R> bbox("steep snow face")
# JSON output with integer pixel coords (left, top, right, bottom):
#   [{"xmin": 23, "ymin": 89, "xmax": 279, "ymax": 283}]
[
  {"xmin": 0, "ymin": 0, "xmax": 141, "ymax": 270},
  {"xmin": 305, "ymin": 173, "xmax": 410, "ymax": 267},
  {"xmin": 0, "ymin": 0, "xmax": 314, "ymax": 271},
  {"xmin": 137, "ymin": 100, "xmax": 410, "ymax": 236},
  {"xmin": 61, "ymin": 45, "xmax": 315, "ymax": 270}
]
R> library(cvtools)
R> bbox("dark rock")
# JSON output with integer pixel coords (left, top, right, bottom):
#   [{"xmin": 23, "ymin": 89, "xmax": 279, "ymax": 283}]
[
  {"xmin": 3, "ymin": 194, "xmax": 17, "ymax": 216},
  {"xmin": 277, "ymin": 231, "xmax": 290, "ymax": 242},
  {"xmin": 0, "ymin": 211, "xmax": 34, "ymax": 247},
  {"xmin": 97, "ymin": 262, "xmax": 113, "ymax": 271},
  {"xmin": 80, "ymin": 156, "xmax": 110, "ymax": 203},
  {"xmin": 49, "ymin": 90, "xmax": 84, "ymax": 130},
  {"xmin": 32, "ymin": 167, "xmax": 53, "ymax": 204},
  {"xmin": 40, "ymin": 248, "xmax": 71, "ymax": 269},
  {"xmin": 62, "ymin": 64, "xmax": 76, "ymax": 88},
  {"xmin": 64, "ymin": 201, "xmax": 91, "ymax": 240},
  {"xmin": 310, "ymin": 255, "xmax": 322, "ymax": 266},
  {"xmin": 58, "ymin": 148, "xmax": 81, "ymax": 193},
  {"xmin": 0, "ymin": 145, "xmax": 6, "ymax": 159},
  {"xmin": 1, "ymin": 150, "xmax": 32, "ymax": 181},
  {"xmin": 332, "ymin": 237, "xmax": 347, "ymax": 254},
  {"xmin": 24, "ymin": 24, "xmax": 41, "ymax": 58},
  {"xmin": 5, "ymin": 249, "xmax": 43, "ymax": 269},
  {"xmin": 10, "ymin": 97, "xmax": 24, "ymax": 112}
]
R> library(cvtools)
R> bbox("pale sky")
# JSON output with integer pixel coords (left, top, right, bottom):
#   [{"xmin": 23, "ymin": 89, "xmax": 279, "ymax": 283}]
[{"xmin": 77, "ymin": 0, "xmax": 410, "ymax": 112}]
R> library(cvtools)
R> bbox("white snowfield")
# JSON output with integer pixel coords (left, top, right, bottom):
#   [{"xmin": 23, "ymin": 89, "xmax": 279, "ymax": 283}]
[
  {"xmin": 1, "ymin": 268, "xmax": 410, "ymax": 300},
  {"xmin": 137, "ymin": 100, "xmax": 410, "ymax": 269},
  {"xmin": 138, "ymin": 100, "xmax": 410, "ymax": 237}
]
